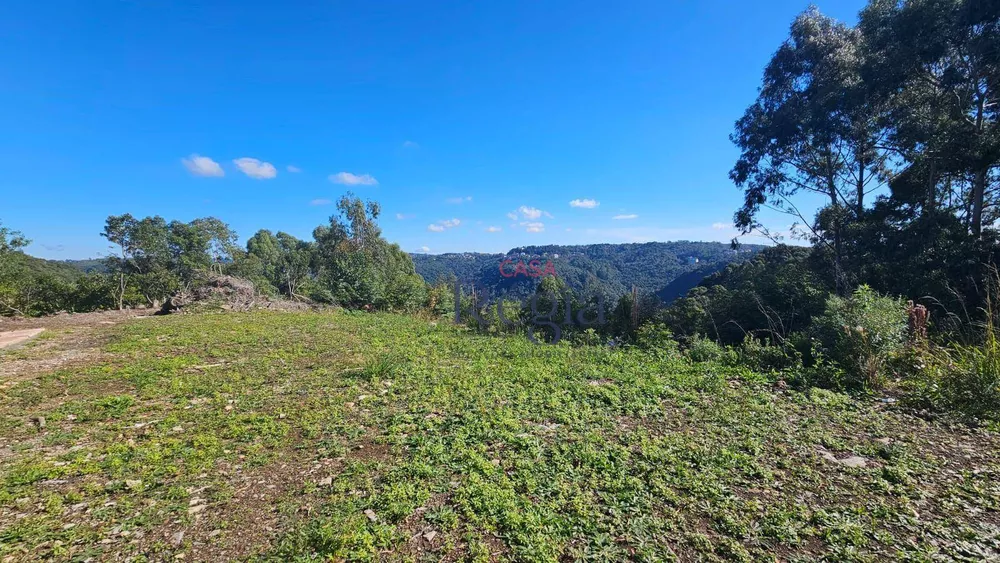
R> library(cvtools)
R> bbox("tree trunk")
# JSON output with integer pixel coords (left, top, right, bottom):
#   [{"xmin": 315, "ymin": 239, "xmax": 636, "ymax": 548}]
[
  {"xmin": 118, "ymin": 272, "xmax": 125, "ymax": 311},
  {"xmin": 857, "ymin": 158, "xmax": 865, "ymax": 218},
  {"xmin": 972, "ymin": 166, "xmax": 986, "ymax": 238}
]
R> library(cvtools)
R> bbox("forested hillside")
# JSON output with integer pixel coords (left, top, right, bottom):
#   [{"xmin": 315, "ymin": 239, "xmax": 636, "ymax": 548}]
[{"xmin": 411, "ymin": 241, "xmax": 763, "ymax": 302}]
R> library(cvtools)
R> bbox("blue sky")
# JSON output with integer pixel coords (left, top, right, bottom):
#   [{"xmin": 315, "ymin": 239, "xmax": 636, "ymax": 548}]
[{"xmin": 1, "ymin": 0, "xmax": 866, "ymax": 259}]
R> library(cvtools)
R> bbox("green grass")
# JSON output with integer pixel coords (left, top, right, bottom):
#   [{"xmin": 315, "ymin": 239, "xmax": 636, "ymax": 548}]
[{"xmin": 1, "ymin": 310, "xmax": 999, "ymax": 561}]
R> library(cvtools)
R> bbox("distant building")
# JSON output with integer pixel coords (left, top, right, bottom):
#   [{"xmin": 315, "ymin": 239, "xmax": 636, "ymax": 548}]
[{"xmin": 686, "ymin": 256, "xmax": 700, "ymax": 265}]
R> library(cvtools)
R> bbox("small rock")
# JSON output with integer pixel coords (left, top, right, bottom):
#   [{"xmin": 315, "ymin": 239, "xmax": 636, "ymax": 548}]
[
  {"xmin": 363, "ymin": 509, "xmax": 377, "ymax": 522},
  {"xmin": 839, "ymin": 456, "xmax": 868, "ymax": 468},
  {"xmin": 875, "ymin": 438, "xmax": 893, "ymax": 445},
  {"xmin": 171, "ymin": 531, "xmax": 184, "ymax": 547},
  {"xmin": 125, "ymin": 479, "xmax": 142, "ymax": 490},
  {"xmin": 208, "ymin": 530, "xmax": 222, "ymax": 538},
  {"xmin": 171, "ymin": 425, "xmax": 183, "ymax": 433},
  {"xmin": 318, "ymin": 476, "xmax": 333, "ymax": 486},
  {"xmin": 188, "ymin": 504, "xmax": 207, "ymax": 515},
  {"xmin": 423, "ymin": 531, "xmax": 437, "ymax": 542},
  {"xmin": 35, "ymin": 416, "xmax": 46, "ymax": 430}
]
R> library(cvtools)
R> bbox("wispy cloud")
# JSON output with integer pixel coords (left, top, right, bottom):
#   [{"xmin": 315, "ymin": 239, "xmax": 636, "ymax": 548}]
[
  {"xmin": 613, "ymin": 214, "xmax": 638, "ymax": 220},
  {"xmin": 569, "ymin": 198, "xmax": 600, "ymax": 209},
  {"xmin": 309, "ymin": 198, "xmax": 332, "ymax": 206},
  {"xmin": 510, "ymin": 205, "xmax": 552, "ymax": 221},
  {"xmin": 446, "ymin": 196, "xmax": 473, "ymax": 204},
  {"xmin": 419, "ymin": 246, "xmax": 430, "ymax": 252},
  {"xmin": 521, "ymin": 222, "xmax": 545, "ymax": 233},
  {"xmin": 485, "ymin": 226, "xmax": 502, "ymax": 232},
  {"xmin": 287, "ymin": 165, "xmax": 302, "ymax": 173},
  {"xmin": 403, "ymin": 141, "xmax": 419, "ymax": 149},
  {"xmin": 519, "ymin": 206, "xmax": 543, "ymax": 220},
  {"xmin": 428, "ymin": 218, "xmax": 461, "ymax": 232},
  {"xmin": 234, "ymin": 157, "xmax": 277, "ymax": 180},
  {"xmin": 330, "ymin": 172, "xmax": 378, "ymax": 186},
  {"xmin": 712, "ymin": 222, "xmax": 731, "ymax": 230},
  {"xmin": 396, "ymin": 213, "xmax": 415, "ymax": 220},
  {"xmin": 181, "ymin": 154, "xmax": 224, "ymax": 177}
]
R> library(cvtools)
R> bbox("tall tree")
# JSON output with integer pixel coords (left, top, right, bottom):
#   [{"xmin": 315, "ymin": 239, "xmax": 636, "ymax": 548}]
[
  {"xmin": 861, "ymin": 0, "xmax": 1000, "ymax": 236},
  {"xmin": 313, "ymin": 193, "xmax": 424, "ymax": 310},
  {"xmin": 731, "ymin": 7, "xmax": 892, "ymax": 292},
  {"xmin": 0, "ymin": 221, "xmax": 31, "ymax": 315}
]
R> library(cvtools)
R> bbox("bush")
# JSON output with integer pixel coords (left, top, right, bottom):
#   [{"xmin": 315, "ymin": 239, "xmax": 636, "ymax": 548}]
[
  {"xmin": 634, "ymin": 323, "xmax": 680, "ymax": 356},
  {"xmin": 812, "ymin": 286, "xmax": 907, "ymax": 389},
  {"xmin": 903, "ymin": 316, "xmax": 1000, "ymax": 422},
  {"xmin": 685, "ymin": 334, "xmax": 728, "ymax": 363},
  {"xmin": 735, "ymin": 335, "xmax": 801, "ymax": 373}
]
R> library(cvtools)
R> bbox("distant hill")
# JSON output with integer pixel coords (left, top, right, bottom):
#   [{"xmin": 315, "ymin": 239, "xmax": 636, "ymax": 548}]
[
  {"xmin": 60, "ymin": 259, "xmax": 106, "ymax": 274},
  {"xmin": 9, "ymin": 254, "xmax": 93, "ymax": 283},
  {"xmin": 411, "ymin": 241, "xmax": 764, "ymax": 303}
]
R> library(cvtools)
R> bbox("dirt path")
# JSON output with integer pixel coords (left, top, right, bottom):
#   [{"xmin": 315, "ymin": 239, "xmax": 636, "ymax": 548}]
[
  {"xmin": 0, "ymin": 328, "xmax": 45, "ymax": 349},
  {"xmin": 0, "ymin": 308, "xmax": 154, "ymax": 383}
]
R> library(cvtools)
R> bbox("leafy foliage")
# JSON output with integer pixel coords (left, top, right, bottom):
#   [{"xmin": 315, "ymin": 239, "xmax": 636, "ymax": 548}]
[{"xmin": 811, "ymin": 286, "xmax": 908, "ymax": 389}]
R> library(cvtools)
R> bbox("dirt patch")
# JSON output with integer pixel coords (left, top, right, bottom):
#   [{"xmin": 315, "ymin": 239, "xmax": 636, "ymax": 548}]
[
  {"xmin": 0, "ymin": 308, "xmax": 151, "ymax": 385},
  {"xmin": 0, "ymin": 328, "xmax": 45, "ymax": 349}
]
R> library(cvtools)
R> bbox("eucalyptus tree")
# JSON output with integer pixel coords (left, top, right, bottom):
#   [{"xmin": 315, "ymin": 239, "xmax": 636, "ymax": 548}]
[
  {"xmin": 861, "ymin": 0, "xmax": 1000, "ymax": 236},
  {"xmin": 313, "ymin": 193, "xmax": 424, "ymax": 310},
  {"xmin": 731, "ymin": 7, "xmax": 893, "ymax": 292}
]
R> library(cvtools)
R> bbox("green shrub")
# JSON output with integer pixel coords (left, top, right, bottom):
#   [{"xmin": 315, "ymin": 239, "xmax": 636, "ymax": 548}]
[
  {"xmin": 573, "ymin": 328, "xmax": 604, "ymax": 347},
  {"xmin": 735, "ymin": 335, "xmax": 801, "ymax": 373},
  {"xmin": 634, "ymin": 323, "xmax": 680, "ymax": 356},
  {"xmin": 903, "ymin": 322, "xmax": 1000, "ymax": 422},
  {"xmin": 685, "ymin": 334, "xmax": 728, "ymax": 363},
  {"xmin": 812, "ymin": 286, "xmax": 907, "ymax": 389}
]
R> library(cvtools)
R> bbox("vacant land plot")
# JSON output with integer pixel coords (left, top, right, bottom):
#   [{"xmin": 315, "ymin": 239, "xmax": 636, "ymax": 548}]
[{"xmin": 1, "ymin": 311, "xmax": 998, "ymax": 561}]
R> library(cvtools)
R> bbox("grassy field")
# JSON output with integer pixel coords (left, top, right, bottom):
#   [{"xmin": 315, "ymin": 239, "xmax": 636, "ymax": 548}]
[{"xmin": 1, "ymin": 310, "xmax": 999, "ymax": 561}]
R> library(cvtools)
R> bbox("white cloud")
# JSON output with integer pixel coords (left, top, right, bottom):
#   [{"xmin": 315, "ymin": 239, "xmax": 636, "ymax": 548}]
[
  {"xmin": 485, "ymin": 226, "xmax": 502, "ymax": 232},
  {"xmin": 521, "ymin": 222, "xmax": 545, "ymax": 233},
  {"xmin": 330, "ymin": 172, "xmax": 378, "ymax": 186},
  {"xmin": 309, "ymin": 198, "xmax": 332, "ymax": 206},
  {"xmin": 712, "ymin": 222, "xmax": 731, "ymax": 230},
  {"xmin": 569, "ymin": 198, "xmax": 600, "ymax": 209},
  {"xmin": 396, "ymin": 213, "xmax": 414, "ymax": 220},
  {"xmin": 428, "ymin": 218, "xmax": 460, "ymax": 232},
  {"xmin": 446, "ymin": 196, "xmax": 473, "ymax": 204},
  {"xmin": 613, "ymin": 214, "xmax": 639, "ymax": 220},
  {"xmin": 181, "ymin": 154, "xmax": 224, "ymax": 177},
  {"xmin": 233, "ymin": 157, "xmax": 277, "ymax": 180},
  {"xmin": 506, "ymin": 212, "xmax": 518, "ymax": 221},
  {"xmin": 287, "ymin": 165, "xmax": 302, "ymax": 173},
  {"xmin": 419, "ymin": 246, "xmax": 430, "ymax": 252},
  {"xmin": 519, "ymin": 206, "xmax": 543, "ymax": 220}
]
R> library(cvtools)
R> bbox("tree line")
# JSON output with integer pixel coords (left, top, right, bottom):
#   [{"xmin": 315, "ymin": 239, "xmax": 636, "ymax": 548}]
[{"xmin": 0, "ymin": 194, "xmax": 425, "ymax": 317}]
